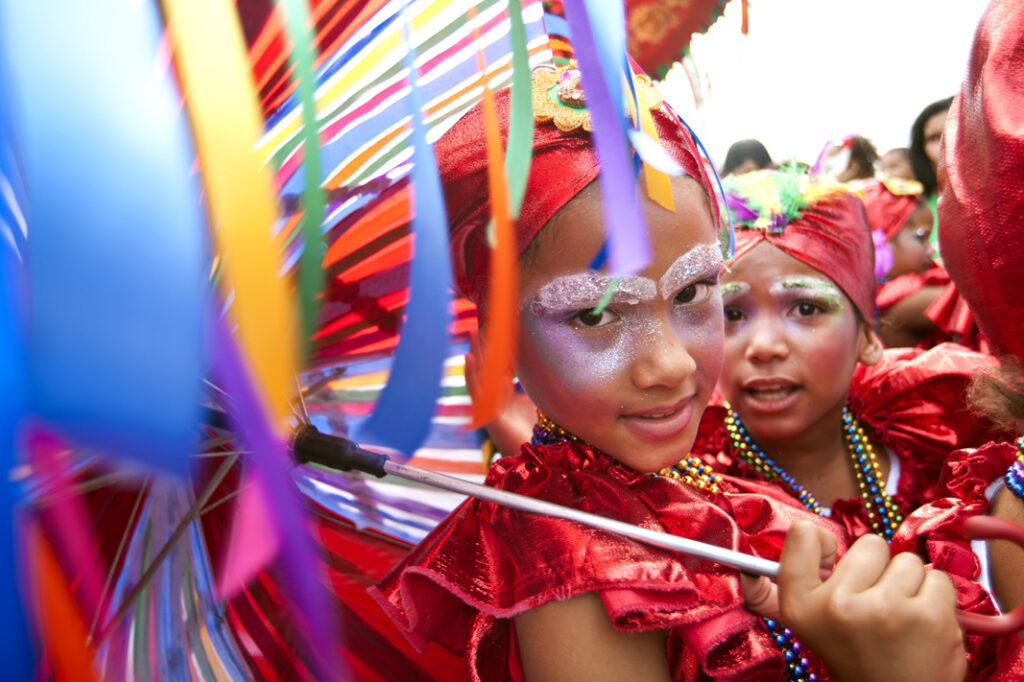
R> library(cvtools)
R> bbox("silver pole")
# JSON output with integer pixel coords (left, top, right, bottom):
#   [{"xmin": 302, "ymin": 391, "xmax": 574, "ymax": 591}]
[{"xmin": 385, "ymin": 460, "xmax": 782, "ymax": 579}]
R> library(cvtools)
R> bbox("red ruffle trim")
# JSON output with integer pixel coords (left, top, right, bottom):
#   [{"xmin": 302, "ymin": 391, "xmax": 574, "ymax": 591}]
[{"xmin": 892, "ymin": 442, "xmax": 1020, "ymax": 680}]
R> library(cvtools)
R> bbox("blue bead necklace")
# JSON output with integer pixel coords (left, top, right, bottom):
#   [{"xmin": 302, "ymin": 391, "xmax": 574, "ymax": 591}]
[
  {"xmin": 725, "ymin": 404, "xmax": 903, "ymax": 681},
  {"xmin": 1004, "ymin": 437, "xmax": 1024, "ymax": 501}
]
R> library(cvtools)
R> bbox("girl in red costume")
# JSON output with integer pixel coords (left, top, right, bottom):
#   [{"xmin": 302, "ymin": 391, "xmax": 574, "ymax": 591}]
[
  {"xmin": 861, "ymin": 178, "xmax": 946, "ymax": 348},
  {"xmin": 891, "ymin": 0, "xmax": 1024, "ymax": 676},
  {"xmin": 861, "ymin": 178, "xmax": 986, "ymax": 351},
  {"xmin": 372, "ymin": 65, "xmax": 965, "ymax": 682},
  {"xmin": 694, "ymin": 169, "xmax": 1007, "ymax": 545}
]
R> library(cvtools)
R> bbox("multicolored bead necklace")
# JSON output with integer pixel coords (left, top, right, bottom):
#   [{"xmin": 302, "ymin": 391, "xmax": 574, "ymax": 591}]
[
  {"xmin": 1004, "ymin": 437, "xmax": 1024, "ymax": 501},
  {"xmin": 725, "ymin": 404, "xmax": 903, "ymax": 682},
  {"xmin": 724, "ymin": 404, "xmax": 901, "ymax": 541},
  {"xmin": 532, "ymin": 411, "xmax": 721, "ymax": 495}
]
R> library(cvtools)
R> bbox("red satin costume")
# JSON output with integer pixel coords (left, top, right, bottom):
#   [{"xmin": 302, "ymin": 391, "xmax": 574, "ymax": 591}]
[{"xmin": 892, "ymin": 0, "xmax": 1024, "ymax": 677}]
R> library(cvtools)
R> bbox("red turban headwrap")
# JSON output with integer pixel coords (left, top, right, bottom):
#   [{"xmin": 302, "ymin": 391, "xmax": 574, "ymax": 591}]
[
  {"xmin": 435, "ymin": 86, "xmax": 707, "ymax": 302},
  {"xmin": 938, "ymin": 0, "xmax": 1024, "ymax": 360},
  {"xmin": 860, "ymin": 179, "xmax": 924, "ymax": 241},
  {"xmin": 725, "ymin": 172, "xmax": 876, "ymax": 322}
]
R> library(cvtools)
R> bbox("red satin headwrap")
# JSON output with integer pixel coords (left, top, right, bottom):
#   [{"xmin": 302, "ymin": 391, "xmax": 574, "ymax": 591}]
[
  {"xmin": 939, "ymin": 0, "xmax": 1024, "ymax": 360},
  {"xmin": 436, "ymin": 88, "xmax": 707, "ymax": 302},
  {"xmin": 730, "ymin": 193, "xmax": 876, "ymax": 322},
  {"xmin": 860, "ymin": 181, "xmax": 922, "ymax": 241}
]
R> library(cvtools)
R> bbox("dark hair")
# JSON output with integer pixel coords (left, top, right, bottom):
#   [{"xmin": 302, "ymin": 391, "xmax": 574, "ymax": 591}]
[
  {"xmin": 721, "ymin": 139, "xmax": 772, "ymax": 176},
  {"xmin": 845, "ymin": 135, "xmax": 879, "ymax": 180},
  {"xmin": 909, "ymin": 97, "xmax": 954, "ymax": 195}
]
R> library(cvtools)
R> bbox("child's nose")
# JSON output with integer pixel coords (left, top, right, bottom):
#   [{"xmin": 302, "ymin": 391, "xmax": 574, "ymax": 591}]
[
  {"xmin": 631, "ymin": 319, "xmax": 696, "ymax": 389},
  {"xmin": 744, "ymin": 316, "xmax": 789, "ymax": 364}
]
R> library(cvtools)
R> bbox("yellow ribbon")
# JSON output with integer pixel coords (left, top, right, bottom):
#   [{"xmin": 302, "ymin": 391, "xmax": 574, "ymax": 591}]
[
  {"xmin": 162, "ymin": 0, "xmax": 297, "ymax": 429},
  {"xmin": 625, "ymin": 69, "xmax": 675, "ymax": 212}
]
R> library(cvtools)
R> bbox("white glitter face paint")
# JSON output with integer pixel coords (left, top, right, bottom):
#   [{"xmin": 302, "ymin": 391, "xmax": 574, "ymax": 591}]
[
  {"xmin": 657, "ymin": 243, "xmax": 723, "ymax": 300},
  {"xmin": 520, "ymin": 251, "xmax": 723, "ymax": 394},
  {"xmin": 529, "ymin": 272, "xmax": 657, "ymax": 316}
]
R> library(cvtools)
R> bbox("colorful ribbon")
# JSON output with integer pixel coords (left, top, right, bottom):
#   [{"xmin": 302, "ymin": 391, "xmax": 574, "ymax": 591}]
[
  {"xmin": 561, "ymin": 0, "xmax": 650, "ymax": 276},
  {"xmin": 275, "ymin": 0, "xmax": 326, "ymax": 363},
  {"xmin": 161, "ymin": 0, "xmax": 296, "ymax": 433},
  {"xmin": 355, "ymin": 0, "xmax": 454, "ymax": 457},
  {"xmin": 1, "ymin": 0, "xmax": 207, "ymax": 475}
]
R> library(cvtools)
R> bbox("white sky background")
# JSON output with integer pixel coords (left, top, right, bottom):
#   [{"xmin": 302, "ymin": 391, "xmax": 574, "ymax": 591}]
[{"xmin": 658, "ymin": 0, "xmax": 990, "ymax": 169}]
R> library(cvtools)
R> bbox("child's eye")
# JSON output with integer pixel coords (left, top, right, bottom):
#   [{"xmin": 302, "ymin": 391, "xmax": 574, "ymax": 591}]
[
  {"xmin": 724, "ymin": 307, "xmax": 745, "ymax": 323},
  {"xmin": 792, "ymin": 300, "xmax": 825, "ymax": 317},
  {"xmin": 674, "ymin": 282, "xmax": 714, "ymax": 306},
  {"xmin": 574, "ymin": 308, "xmax": 618, "ymax": 328}
]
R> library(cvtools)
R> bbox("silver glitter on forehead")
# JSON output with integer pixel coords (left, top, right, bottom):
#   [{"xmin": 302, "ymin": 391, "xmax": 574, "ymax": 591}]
[
  {"xmin": 658, "ymin": 243, "xmax": 723, "ymax": 300},
  {"xmin": 530, "ymin": 273, "xmax": 656, "ymax": 315}
]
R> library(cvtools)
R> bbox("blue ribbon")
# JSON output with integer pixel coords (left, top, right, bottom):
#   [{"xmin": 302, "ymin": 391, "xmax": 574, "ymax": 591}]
[
  {"xmin": 0, "ymin": 94, "xmax": 32, "ymax": 677},
  {"xmin": 355, "ymin": 0, "xmax": 453, "ymax": 458},
  {"xmin": 0, "ymin": 0, "xmax": 206, "ymax": 474}
]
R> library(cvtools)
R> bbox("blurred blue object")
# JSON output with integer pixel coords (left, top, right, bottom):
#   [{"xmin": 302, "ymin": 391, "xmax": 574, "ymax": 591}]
[
  {"xmin": 0, "ymin": 50, "xmax": 32, "ymax": 676},
  {"xmin": 0, "ymin": 0, "xmax": 207, "ymax": 474}
]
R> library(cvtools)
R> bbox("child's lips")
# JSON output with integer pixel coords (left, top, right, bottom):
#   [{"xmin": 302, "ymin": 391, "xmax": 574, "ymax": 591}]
[
  {"xmin": 740, "ymin": 378, "xmax": 801, "ymax": 413},
  {"xmin": 621, "ymin": 396, "xmax": 695, "ymax": 441}
]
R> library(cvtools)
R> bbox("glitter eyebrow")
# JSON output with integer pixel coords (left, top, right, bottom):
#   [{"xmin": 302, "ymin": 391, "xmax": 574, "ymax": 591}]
[
  {"xmin": 720, "ymin": 282, "xmax": 750, "ymax": 298},
  {"xmin": 529, "ymin": 272, "xmax": 656, "ymax": 314},
  {"xmin": 770, "ymin": 277, "xmax": 843, "ymax": 307},
  {"xmin": 657, "ymin": 243, "xmax": 723, "ymax": 300}
]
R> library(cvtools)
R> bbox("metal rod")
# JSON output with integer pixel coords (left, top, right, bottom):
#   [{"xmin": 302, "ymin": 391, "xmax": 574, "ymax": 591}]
[
  {"xmin": 382, "ymin": 460, "xmax": 782, "ymax": 579},
  {"xmin": 95, "ymin": 453, "xmax": 239, "ymax": 643}
]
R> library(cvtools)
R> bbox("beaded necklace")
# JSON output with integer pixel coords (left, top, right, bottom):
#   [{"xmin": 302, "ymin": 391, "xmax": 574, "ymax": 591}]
[
  {"xmin": 724, "ymin": 404, "xmax": 903, "ymax": 682},
  {"xmin": 1004, "ymin": 437, "xmax": 1024, "ymax": 501},
  {"xmin": 724, "ymin": 404, "xmax": 902, "ymax": 541},
  {"xmin": 532, "ymin": 411, "xmax": 722, "ymax": 495}
]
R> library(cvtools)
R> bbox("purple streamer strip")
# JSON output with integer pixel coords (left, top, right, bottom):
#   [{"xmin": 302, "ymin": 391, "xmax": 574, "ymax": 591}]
[
  {"xmin": 562, "ymin": 0, "xmax": 650, "ymax": 277},
  {"xmin": 210, "ymin": 305, "xmax": 344, "ymax": 679}
]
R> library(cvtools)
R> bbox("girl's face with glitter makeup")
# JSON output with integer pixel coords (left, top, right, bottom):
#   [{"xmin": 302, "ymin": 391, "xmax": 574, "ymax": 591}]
[
  {"xmin": 718, "ymin": 241, "xmax": 882, "ymax": 444},
  {"xmin": 514, "ymin": 175, "xmax": 724, "ymax": 473}
]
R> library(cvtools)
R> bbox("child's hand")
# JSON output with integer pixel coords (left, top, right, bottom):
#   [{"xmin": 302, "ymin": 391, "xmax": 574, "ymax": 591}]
[
  {"xmin": 464, "ymin": 335, "xmax": 536, "ymax": 457},
  {"xmin": 744, "ymin": 521, "xmax": 966, "ymax": 682}
]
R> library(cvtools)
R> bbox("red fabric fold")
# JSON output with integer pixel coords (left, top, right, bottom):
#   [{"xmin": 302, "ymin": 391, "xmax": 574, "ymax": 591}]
[
  {"xmin": 372, "ymin": 439, "xmax": 848, "ymax": 681},
  {"xmin": 892, "ymin": 442, "xmax": 1022, "ymax": 680},
  {"xmin": 876, "ymin": 265, "xmax": 950, "ymax": 311},
  {"xmin": 938, "ymin": 0, "xmax": 1024, "ymax": 360},
  {"xmin": 861, "ymin": 180, "xmax": 922, "ymax": 240}
]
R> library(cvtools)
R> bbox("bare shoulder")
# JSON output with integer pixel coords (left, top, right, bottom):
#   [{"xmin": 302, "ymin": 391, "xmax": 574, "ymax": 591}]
[
  {"xmin": 988, "ymin": 486, "xmax": 1024, "ymax": 619},
  {"xmin": 514, "ymin": 593, "xmax": 670, "ymax": 682}
]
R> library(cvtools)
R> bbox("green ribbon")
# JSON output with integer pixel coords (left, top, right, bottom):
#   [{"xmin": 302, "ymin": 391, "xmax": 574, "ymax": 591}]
[{"xmin": 277, "ymin": 0, "xmax": 326, "ymax": 362}]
